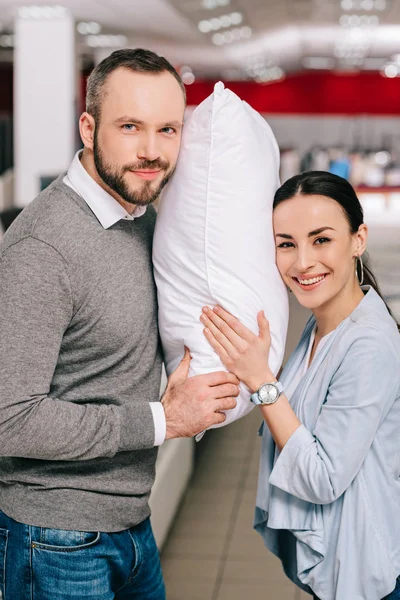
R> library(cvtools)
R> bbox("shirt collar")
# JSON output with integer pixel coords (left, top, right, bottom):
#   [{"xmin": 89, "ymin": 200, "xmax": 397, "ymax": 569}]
[{"xmin": 64, "ymin": 150, "xmax": 147, "ymax": 229}]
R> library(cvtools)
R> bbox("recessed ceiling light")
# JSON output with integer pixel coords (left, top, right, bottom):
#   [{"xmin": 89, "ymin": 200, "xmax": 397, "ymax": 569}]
[
  {"xmin": 230, "ymin": 12, "xmax": 243, "ymax": 25},
  {"xmin": 182, "ymin": 71, "xmax": 195, "ymax": 85},
  {"xmin": 77, "ymin": 21, "xmax": 101, "ymax": 35},
  {"xmin": 198, "ymin": 20, "xmax": 212, "ymax": 33},
  {"xmin": 384, "ymin": 64, "xmax": 398, "ymax": 78}
]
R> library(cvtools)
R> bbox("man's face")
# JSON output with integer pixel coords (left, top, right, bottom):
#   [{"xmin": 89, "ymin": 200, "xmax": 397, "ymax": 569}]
[{"xmin": 93, "ymin": 68, "xmax": 185, "ymax": 207}]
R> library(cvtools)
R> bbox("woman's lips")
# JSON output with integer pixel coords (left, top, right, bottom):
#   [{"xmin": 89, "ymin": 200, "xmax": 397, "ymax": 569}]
[{"xmin": 292, "ymin": 274, "xmax": 329, "ymax": 291}]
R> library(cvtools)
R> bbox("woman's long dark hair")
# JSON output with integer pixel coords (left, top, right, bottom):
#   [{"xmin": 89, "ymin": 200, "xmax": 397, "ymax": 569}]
[{"xmin": 273, "ymin": 171, "xmax": 400, "ymax": 331}]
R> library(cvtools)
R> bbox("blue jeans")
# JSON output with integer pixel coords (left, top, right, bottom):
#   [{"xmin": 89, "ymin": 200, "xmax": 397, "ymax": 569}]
[
  {"xmin": 312, "ymin": 576, "xmax": 400, "ymax": 599},
  {"xmin": 0, "ymin": 509, "xmax": 165, "ymax": 599}
]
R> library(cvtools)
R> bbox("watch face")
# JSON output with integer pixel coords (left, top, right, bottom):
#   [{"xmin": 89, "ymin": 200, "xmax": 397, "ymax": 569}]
[{"xmin": 259, "ymin": 384, "xmax": 278, "ymax": 404}]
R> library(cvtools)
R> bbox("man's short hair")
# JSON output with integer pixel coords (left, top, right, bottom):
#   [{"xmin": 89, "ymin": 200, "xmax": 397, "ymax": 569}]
[{"xmin": 86, "ymin": 48, "xmax": 186, "ymax": 122}]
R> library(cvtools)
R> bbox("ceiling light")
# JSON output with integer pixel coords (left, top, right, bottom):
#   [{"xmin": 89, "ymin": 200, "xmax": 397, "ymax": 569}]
[
  {"xmin": 18, "ymin": 5, "xmax": 68, "ymax": 19},
  {"xmin": 340, "ymin": 0, "xmax": 386, "ymax": 9},
  {"xmin": 198, "ymin": 20, "xmax": 212, "ymax": 33},
  {"xmin": 219, "ymin": 15, "xmax": 232, "ymax": 27},
  {"xmin": 361, "ymin": 0, "xmax": 374, "ymax": 9},
  {"xmin": 384, "ymin": 64, "xmax": 398, "ymax": 78},
  {"xmin": 230, "ymin": 12, "xmax": 243, "ymax": 25},
  {"xmin": 222, "ymin": 30, "xmax": 234, "ymax": 43},
  {"xmin": 202, "ymin": 0, "xmax": 231, "ymax": 8},
  {"xmin": 212, "ymin": 25, "xmax": 252, "ymax": 45},
  {"xmin": 255, "ymin": 66, "xmax": 285, "ymax": 83},
  {"xmin": 198, "ymin": 12, "xmax": 244, "ymax": 33},
  {"xmin": 77, "ymin": 21, "xmax": 101, "ymax": 35},
  {"xmin": 182, "ymin": 71, "xmax": 195, "ymax": 85},
  {"xmin": 210, "ymin": 17, "xmax": 221, "ymax": 30},
  {"xmin": 375, "ymin": 151, "xmax": 390, "ymax": 165},
  {"xmin": 212, "ymin": 33, "xmax": 224, "ymax": 45}
]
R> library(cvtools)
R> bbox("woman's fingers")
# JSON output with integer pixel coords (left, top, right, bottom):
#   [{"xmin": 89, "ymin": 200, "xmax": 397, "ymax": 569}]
[
  {"xmin": 201, "ymin": 306, "xmax": 251, "ymax": 349},
  {"xmin": 257, "ymin": 310, "xmax": 271, "ymax": 340},
  {"xmin": 213, "ymin": 305, "xmax": 255, "ymax": 341},
  {"xmin": 203, "ymin": 325, "xmax": 232, "ymax": 362}
]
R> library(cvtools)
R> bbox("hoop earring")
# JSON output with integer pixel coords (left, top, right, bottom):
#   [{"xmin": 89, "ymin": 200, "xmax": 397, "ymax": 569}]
[{"xmin": 355, "ymin": 255, "xmax": 364, "ymax": 286}]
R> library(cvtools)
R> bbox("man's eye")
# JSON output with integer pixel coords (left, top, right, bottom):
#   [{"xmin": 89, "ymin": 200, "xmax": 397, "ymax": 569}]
[
  {"xmin": 315, "ymin": 237, "xmax": 331, "ymax": 245},
  {"xmin": 160, "ymin": 127, "xmax": 175, "ymax": 134},
  {"xmin": 122, "ymin": 124, "xmax": 137, "ymax": 131}
]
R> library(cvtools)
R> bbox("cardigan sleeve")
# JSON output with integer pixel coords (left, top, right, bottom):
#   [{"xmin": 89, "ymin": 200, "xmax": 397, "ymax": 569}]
[{"xmin": 269, "ymin": 328, "xmax": 399, "ymax": 504}]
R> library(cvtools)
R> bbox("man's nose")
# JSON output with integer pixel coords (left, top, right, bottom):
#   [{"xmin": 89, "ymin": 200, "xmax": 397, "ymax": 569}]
[{"xmin": 137, "ymin": 133, "xmax": 161, "ymax": 162}]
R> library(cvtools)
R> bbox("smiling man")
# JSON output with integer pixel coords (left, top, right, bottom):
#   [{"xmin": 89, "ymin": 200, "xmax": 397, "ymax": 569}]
[{"xmin": 0, "ymin": 49, "xmax": 239, "ymax": 599}]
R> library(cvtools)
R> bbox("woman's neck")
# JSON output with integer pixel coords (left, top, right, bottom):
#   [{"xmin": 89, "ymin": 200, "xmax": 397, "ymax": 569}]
[{"xmin": 312, "ymin": 281, "xmax": 365, "ymax": 337}]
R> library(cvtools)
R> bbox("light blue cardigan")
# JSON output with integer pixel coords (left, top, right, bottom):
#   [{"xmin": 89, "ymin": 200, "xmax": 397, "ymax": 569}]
[{"xmin": 255, "ymin": 287, "xmax": 400, "ymax": 600}]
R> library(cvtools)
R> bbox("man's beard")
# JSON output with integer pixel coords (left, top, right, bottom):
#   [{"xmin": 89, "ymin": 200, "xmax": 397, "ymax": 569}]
[{"xmin": 93, "ymin": 131, "xmax": 173, "ymax": 207}]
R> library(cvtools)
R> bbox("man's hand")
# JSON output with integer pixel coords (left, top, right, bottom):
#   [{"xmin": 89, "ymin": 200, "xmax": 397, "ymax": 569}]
[{"xmin": 161, "ymin": 348, "xmax": 239, "ymax": 439}]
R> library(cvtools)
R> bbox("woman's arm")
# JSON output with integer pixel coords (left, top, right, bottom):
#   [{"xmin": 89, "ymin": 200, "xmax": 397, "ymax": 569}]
[
  {"xmin": 201, "ymin": 306, "xmax": 399, "ymax": 504},
  {"xmin": 200, "ymin": 305, "xmax": 301, "ymax": 449}
]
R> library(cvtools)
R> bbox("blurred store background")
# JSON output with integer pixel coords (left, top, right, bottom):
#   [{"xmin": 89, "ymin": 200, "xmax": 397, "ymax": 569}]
[{"xmin": 0, "ymin": 2, "xmax": 399, "ymax": 598}]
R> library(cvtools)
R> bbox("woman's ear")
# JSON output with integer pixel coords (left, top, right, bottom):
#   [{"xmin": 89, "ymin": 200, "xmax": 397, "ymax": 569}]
[{"xmin": 353, "ymin": 223, "xmax": 368, "ymax": 257}]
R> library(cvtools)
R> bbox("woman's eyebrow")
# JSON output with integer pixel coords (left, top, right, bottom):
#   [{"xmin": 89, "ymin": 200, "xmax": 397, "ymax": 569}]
[{"xmin": 308, "ymin": 227, "xmax": 335, "ymax": 237}]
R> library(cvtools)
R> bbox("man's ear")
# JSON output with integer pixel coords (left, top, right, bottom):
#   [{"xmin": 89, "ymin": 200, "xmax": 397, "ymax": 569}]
[{"xmin": 79, "ymin": 112, "xmax": 96, "ymax": 151}]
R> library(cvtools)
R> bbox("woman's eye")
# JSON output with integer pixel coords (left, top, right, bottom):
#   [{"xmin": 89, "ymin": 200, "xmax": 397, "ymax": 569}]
[
  {"xmin": 277, "ymin": 242, "xmax": 295, "ymax": 249},
  {"xmin": 315, "ymin": 237, "xmax": 331, "ymax": 245}
]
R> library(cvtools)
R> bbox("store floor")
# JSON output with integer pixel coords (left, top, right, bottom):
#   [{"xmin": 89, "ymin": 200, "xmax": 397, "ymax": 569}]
[{"xmin": 160, "ymin": 219, "xmax": 400, "ymax": 600}]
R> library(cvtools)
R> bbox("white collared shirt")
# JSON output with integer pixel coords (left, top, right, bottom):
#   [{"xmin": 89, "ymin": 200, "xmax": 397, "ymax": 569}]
[{"xmin": 64, "ymin": 150, "xmax": 166, "ymax": 446}]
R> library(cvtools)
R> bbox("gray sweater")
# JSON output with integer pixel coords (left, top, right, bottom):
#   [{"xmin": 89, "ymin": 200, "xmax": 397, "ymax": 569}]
[{"xmin": 0, "ymin": 177, "xmax": 162, "ymax": 531}]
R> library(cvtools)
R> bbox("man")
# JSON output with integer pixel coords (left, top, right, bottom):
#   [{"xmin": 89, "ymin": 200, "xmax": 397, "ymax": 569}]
[{"xmin": 0, "ymin": 49, "xmax": 239, "ymax": 599}]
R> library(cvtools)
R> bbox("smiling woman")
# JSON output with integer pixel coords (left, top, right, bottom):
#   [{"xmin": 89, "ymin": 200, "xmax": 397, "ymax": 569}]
[{"xmin": 200, "ymin": 171, "xmax": 400, "ymax": 600}]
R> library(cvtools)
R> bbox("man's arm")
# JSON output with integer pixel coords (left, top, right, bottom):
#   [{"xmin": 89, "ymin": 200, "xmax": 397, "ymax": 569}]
[
  {"xmin": 0, "ymin": 237, "xmax": 156, "ymax": 460},
  {"xmin": 0, "ymin": 237, "xmax": 240, "ymax": 461}
]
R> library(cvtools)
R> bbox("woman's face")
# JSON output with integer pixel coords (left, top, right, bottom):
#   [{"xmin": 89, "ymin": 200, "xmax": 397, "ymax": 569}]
[{"xmin": 273, "ymin": 193, "xmax": 367, "ymax": 311}]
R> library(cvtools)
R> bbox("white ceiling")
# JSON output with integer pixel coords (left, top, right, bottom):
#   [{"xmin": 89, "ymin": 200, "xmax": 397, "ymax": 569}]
[{"xmin": 1, "ymin": 0, "xmax": 400, "ymax": 77}]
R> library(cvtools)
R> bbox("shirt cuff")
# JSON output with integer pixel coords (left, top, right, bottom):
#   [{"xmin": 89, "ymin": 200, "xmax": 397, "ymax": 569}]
[{"xmin": 149, "ymin": 402, "xmax": 166, "ymax": 446}]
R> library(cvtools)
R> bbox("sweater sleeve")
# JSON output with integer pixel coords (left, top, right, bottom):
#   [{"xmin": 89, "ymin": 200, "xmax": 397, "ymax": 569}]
[
  {"xmin": 269, "ymin": 329, "xmax": 398, "ymax": 504},
  {"xmin": 0, "ymin": 237, "xmax": 155, "ymax": 460}
]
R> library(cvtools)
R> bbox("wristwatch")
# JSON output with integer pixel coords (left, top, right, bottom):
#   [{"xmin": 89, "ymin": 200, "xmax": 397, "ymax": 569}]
[{"xmin": 250, "ymin": 381, "xmax": 284, "ymax": 405}]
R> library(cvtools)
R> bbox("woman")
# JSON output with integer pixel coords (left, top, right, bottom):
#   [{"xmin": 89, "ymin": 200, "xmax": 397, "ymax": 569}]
[{"xmin": 200, "ymin": 171, "xmax": 400, "ymax": 600}]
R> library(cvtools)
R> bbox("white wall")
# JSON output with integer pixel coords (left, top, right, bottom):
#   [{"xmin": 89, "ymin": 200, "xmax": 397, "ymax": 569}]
[{"xmin": 14, "ymin": 11, "xmax": 76, "ymax": 207}]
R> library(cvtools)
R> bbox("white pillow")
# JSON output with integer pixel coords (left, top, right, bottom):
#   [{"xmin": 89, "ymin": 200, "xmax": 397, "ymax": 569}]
[{"xmin": 153, "ymin": 82, "xmax": 288, "ymax": 428}]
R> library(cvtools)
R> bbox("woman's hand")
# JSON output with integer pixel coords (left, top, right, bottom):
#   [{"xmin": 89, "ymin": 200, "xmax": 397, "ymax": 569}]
[{"xmin": 200, "ymin": 305, "xmax": 275, "ymax": 392}]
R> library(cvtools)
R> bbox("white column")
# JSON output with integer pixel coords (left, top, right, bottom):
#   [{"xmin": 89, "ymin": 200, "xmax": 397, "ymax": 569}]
[{"xmin": 14, "ymin": 6, "xmax": 77, "ymax": 207}]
